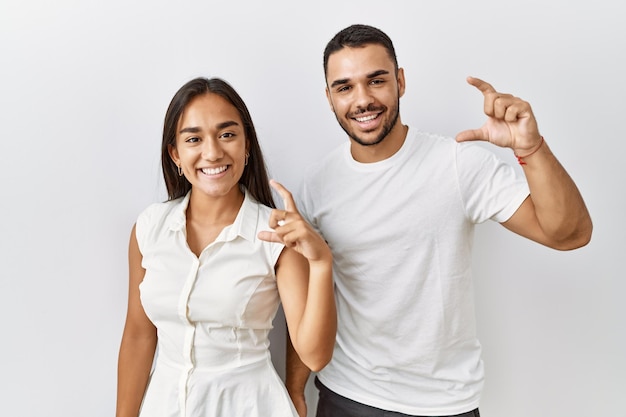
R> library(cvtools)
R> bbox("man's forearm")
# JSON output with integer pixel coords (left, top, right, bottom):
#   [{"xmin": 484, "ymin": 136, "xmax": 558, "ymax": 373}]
[
  {"xmin": 520, "ymin": 140, "xmax": 592, "ymax": 248},
  {"xmin": 286, "ymin": 334, "xmax": 312, "ymax": 393}
]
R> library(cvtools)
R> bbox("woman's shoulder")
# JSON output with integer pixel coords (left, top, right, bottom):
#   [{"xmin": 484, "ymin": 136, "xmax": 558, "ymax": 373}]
[
  {"xmin": 243, "ymin": 194, "xmax": 273, "ymax": 225},
  {"xmin": 136, "ymin": 196, "xmax": 187, "ymax": 237},
  {"xmin": 138, "ymin": 198, "xmax": 182, "ymax": 221}
]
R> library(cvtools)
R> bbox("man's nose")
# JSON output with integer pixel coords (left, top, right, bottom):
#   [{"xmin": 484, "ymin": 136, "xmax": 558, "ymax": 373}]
[{"xmin": 353, "ymin": 84, "xmax": 375, "ymax": 109}]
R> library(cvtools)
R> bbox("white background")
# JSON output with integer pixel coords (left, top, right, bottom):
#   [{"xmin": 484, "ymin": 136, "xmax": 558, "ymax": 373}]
[{"xmin": 1, "ymin": 1, "xmax": 624, "ymax": 416}]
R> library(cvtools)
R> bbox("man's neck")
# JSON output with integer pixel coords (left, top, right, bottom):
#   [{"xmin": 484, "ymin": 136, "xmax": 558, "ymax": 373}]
[{"xmin": 350, "ymin": 122, "xmax": 409, "ymax": 163}]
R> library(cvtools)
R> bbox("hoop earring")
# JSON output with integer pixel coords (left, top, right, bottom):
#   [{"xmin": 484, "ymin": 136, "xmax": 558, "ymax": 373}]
[
  {"xmin": 177, "ymin": 165, "xmax": 183, "ymax": 176},
  {"xmin": 244, "ymin": 153, "xmax": 250, "ymax": 166}
]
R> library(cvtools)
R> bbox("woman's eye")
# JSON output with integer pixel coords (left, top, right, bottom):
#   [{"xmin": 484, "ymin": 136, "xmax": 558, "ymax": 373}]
[
  {"xmin": 185, "ymin": 137, "xmax": 200, "ymax": 143},
  {"xmin": 220, "ymin": 132, "xmax": 235, "ymax": 140}
]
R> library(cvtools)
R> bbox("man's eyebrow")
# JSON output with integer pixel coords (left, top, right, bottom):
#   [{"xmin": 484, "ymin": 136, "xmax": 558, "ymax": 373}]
[
  {"xmin": 178, "ymin": 120, "xmax": 240, "ymax": 134},
  {"xmin": 330, "ymin": 78, "xmax": 350, "ymax": 88},
  {"xmin": 366, "ymin": 69, "xmax": 390, "ymax": 78},
  {"xmin": 329, "ymin": 69, "xmax": 391, "ymax": 88}
]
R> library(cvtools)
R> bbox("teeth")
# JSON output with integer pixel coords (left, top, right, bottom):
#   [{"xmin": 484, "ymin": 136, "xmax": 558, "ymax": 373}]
[
  {"xmin": 201, "ymin": 166, "xmax": 227, "ymax": 175},
  {"xmin": 355, "ymin": 114, "xmax": 377, "ymax": 122}
]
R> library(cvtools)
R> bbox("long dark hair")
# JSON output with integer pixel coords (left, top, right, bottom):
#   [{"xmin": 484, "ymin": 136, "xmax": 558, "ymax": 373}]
[
  {"xmin": 161, "ymin": 77, "xmax": 275, "ymax": 208},
  {"xmin": 323, "ymin": 24, "xmax": 398, "ymax": 78}
]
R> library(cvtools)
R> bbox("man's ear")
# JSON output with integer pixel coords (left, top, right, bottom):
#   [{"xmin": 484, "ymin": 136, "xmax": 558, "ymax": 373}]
[
  {"xmin": 397, "ymin": 67, "xmax": 406, "ymax": 98},
  {"xmin": 325, "ymin": 87, "xmax": 335, "ymax": 112}
]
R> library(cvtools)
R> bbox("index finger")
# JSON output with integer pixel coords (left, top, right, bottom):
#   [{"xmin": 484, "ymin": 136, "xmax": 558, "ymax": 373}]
[
  {"xmin": 466, "ymin": 76, "xmax": 496, "ymax": 95},
  {"xmin": 270, "ymin": 179, "xmax": 299, "ymax": 213}
]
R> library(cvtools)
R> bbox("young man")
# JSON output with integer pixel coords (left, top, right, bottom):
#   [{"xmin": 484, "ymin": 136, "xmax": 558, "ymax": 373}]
[{"xmin": 287, "ymin": 24, "xmax": 592, "ymax": 417}]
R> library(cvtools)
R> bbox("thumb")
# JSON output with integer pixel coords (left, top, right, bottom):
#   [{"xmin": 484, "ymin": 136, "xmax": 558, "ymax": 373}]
[
  {"xmin": 257, "ymin": 230, "xmax": 283, "ymax": 243},
  {"xmin": 456, "ymin": 128, "xmax": 488, "ymax": 143}
]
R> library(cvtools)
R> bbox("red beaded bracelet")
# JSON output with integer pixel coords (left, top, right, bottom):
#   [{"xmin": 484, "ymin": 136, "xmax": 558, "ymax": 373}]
[{"xmin": 515, "ymin": 136, "xmax": 545, "ymax": 165}]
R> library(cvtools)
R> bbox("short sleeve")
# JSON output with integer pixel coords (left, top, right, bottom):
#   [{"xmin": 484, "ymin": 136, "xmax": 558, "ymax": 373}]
[
  {"xmin": 456, "ymin": 143, "xmax": 530, "ymax": 224},
  {"xmin": 134, "ymin": 204, "xmax": 156, "ymax": 255}
]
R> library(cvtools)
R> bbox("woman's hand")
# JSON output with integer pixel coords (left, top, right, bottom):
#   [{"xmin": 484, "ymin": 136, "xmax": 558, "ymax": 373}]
[{"xmin": 258, "ymin": 180, "xmax": 331, "ymax": 264}]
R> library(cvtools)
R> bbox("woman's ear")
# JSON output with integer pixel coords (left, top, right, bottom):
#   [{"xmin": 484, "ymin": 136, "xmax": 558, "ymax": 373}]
[{"xmin": 168, "ymin": 144, "xmax": 179, "ymax": 166}]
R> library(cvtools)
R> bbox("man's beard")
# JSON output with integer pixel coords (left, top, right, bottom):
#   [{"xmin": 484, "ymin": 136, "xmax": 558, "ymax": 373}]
[{"xmin": 335, "ymin": 98, "xmax": 400, "ymax": 147}]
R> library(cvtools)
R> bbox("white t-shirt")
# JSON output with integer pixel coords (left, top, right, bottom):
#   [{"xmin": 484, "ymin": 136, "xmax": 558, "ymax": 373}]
[{"xmin": 298, "ymin": 128, "xmax": 529, "ymax": 415}]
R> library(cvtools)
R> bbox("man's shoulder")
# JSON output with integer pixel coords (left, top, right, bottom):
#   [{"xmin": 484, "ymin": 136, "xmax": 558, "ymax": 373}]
[
  {"xmin": 302, "ymin": 142, "xmax": 347, "ymax": 179},
  {"xmin": 410, "ymin": 128, "xmax": 499, "ymax": 162},
  {"xmin": 410, "ymin": 128, "xmax": 456, "ymax": 149}
]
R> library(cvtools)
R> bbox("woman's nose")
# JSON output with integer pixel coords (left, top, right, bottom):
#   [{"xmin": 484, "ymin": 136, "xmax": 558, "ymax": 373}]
[{"xmin": 201, "ymin": 138, "xmax": 224, "ymax": 160}]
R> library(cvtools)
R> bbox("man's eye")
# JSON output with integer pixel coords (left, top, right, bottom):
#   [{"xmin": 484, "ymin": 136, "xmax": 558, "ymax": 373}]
[
  {"xmin": 337, "ymin": 86, "xmax": 350, "ymax": 93},
  {"xmin": 370, "ymin": 79, "xmax": 384, "ymax": 85}
]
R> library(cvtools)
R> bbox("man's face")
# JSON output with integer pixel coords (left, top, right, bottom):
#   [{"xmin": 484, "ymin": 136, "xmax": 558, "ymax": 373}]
[{"xmin": 325, "ymin": 44, "xmax": 405, "ymax": 147}]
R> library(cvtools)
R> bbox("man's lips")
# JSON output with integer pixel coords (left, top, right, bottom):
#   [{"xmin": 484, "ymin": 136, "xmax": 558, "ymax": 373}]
[{"xmin": 354, "ymin": 114, "xmax": 379, "ymax": 122}]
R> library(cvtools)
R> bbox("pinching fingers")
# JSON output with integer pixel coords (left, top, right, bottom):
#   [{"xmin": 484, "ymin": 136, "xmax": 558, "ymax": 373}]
[
  {"xmin": 260, "ymin": 209, "xmax": 293, "ymax": 245},
  {"xmin": 490, "ymin": 94, "xmax": 517, "ymax": 119},
  {"xmin": 268, "ymin": 210, "xmax": 304, "ymax": 249},
  {"xmin": 269, "ymin": 209, "xmax": 290, "ymax": 229}
]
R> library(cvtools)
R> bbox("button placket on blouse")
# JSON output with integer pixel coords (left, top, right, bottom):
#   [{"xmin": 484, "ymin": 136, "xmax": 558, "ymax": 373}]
[
  {"xmin": 180, "ymin": 240, "xmax": 226, "ymax": 415},
  {"xmin": 176, "ymin": 233, "xmax": 202, "ymax": 417}
]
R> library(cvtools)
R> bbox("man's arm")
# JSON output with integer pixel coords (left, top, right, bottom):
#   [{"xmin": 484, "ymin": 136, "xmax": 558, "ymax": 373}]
[
  {"xmin": 501, "ymin": 140, "xmax": 592, "ymax": 249},
  {"xmin": 456, "ymin": 77, "xmax": 592, "ymax": 250},
  {"xmin": 286, "ymin": 334, "xmax": 312, "ymax": 417}
]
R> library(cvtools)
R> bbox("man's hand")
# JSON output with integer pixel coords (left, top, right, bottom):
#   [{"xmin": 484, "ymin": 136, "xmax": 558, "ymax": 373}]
[
  {"xmin": 291, "ymin": 393, "xmax": 307, "ymax": 417},
  {"xmin": 456, "ymin": 76, "xmax": 543, "ymax": 155}
]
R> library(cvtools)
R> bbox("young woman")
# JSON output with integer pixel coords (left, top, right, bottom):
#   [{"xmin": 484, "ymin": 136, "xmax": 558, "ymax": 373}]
[{"xmin": 116, "ymin": 77, "xmax": 336, "ymax": 417}]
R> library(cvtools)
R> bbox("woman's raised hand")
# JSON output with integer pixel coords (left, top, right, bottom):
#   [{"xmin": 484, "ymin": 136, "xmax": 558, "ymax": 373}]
[{"xmin": 258, "ymin": 180, "xmax": 331, "ymax": 263}]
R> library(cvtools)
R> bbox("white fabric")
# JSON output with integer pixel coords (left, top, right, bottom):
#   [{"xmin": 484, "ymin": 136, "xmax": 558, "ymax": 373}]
[
  {"xmin": 135, "ymin": 190, "xmax": 298, "ymax": 417},
  {"xmin": 298, "ymin": 128, "xmax": 529, "ymax": 416}
]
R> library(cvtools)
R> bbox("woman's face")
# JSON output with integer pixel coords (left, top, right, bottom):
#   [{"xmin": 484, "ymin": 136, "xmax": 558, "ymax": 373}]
[{"xmin": 169, "ymin": 93, "xmax": 248, "ymax": 200}]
